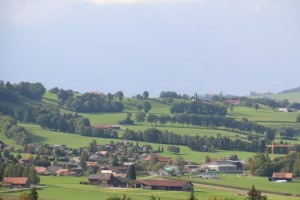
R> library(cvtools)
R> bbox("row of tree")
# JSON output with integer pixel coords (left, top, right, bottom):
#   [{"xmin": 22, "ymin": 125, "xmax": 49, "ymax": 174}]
[
  {"xmin": 59, "ymin": 92, "xmax": 124, "ymax": 113},
  {"xmin": 247, "ymin": 152, "xmax": 300, "ymax": 178},
  {"xmin": 159, "ymin": 91, "xmax": 191, "ymax": 100},
  {"xmin": 133, "ymin": 112, "xmax": 293, "ymax": 140},
  {"xmin": 0, "ymin": 81, "xmax": 46, "ymax": 101},
  {"xmin": 16, "ymin": 107, "xmax": 118, "ymax": 139},
  {"xmin": 170, "ymin": 101, "xmax": 227, "ymax": 116},
  {"xmin": 0, "ymin": 115, "xmax": 32, "ymax": 145},
  {"xmin": 123, "ymin": 128, "xmax": 269, "ymax": 152}
]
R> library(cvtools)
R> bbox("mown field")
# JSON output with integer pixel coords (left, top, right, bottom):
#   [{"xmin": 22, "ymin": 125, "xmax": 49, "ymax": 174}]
[
  {"xmin": 179, "ymin": 174, "xmax": 300, "ymax": 197},
  {"xmin": 252, "ymin": 92, "xmax": 300, "ymax": 103},
  {"xmin": 1, "ymin": 176, "xmax": 299, "ymax": 200},
  {"xmin": 20, "ymin": 123, "xmax": 259, "ymax": 163}
]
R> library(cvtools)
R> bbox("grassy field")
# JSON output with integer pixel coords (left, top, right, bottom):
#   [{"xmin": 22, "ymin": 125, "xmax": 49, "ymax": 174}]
[
  {"xmin": 19, "ymin": 123, "xmax": 259, "ymax": 163},
  {"xmin": 252, "ymin": 92, "xmax": 300, "ymax": 103},
  {"xmin": 179, "ymin": 174, "xmax": 300, "ymax": 197},
  {"xmin": 1, "ymin": 176, "xmax": 299, "ymax": 200}
]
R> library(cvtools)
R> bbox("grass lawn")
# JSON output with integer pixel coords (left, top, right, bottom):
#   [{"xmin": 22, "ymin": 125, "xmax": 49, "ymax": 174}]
[
  {"xmin": 180, "ymin": 174, "xmax": 300, "ymax": 196},
  {"xmin": 252, "ymin": 92, "xmax": 300, "ymax": 103},
  {"xmin": 2, "ymin": 176, "xmax": 299, "ymax": 200},
  {"xmin": 21, "ymin": 123, "xmax": 259, "ymax": 163}
]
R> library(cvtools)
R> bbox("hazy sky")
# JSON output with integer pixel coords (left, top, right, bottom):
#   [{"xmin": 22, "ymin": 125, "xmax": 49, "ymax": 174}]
[{"xmin": 0, "ymin": 0, "xmax": 299, "ymax": 97}]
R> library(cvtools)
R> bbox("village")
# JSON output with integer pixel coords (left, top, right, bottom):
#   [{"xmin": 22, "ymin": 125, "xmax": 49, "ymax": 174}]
[{"xmin": 0, "ymin": 140, "xmax": 294, "ymax": 192}]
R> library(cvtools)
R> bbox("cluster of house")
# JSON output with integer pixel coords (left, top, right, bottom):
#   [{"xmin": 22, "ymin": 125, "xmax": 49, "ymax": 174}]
[{"xmin": 1, "ymin": 140, "xmax": 295, "ymax": 190}]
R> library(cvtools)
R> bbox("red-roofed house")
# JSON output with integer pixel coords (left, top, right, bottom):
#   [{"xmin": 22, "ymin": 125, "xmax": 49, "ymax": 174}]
[
  {"xmin": 224, "ymin": 100, "xmax": 241, "ymax": 105},
  {"xmin": 136, "ymin": 179, "xmax": 193, "ymax": 191},
  {"xmin": 144, "ymin": 153, "xmax": 170, "ymax": 163},
  {"xmin": 2, "ymin": 177, "xmax": 30, "ymax": 188},
  {"xmin": 272, "ymin": 173, "xmax": 293, "ymax": 182},
  {"xmin": 34, "ymin": 166, "xmax": 50, "ymax": 175}
]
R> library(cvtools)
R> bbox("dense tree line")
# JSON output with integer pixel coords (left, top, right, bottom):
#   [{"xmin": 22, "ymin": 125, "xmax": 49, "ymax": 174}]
[
  {"xmin": 16, "ymin": 107, "xmax": 118, "ymax": 138},
  {"xmin": 123, "ymin": 128, "xmax": 268, "ymax": 153},
  {"xmin": 0, "ymin": 115, "xmax": 32, "ymax": 145},
  {"xmin": 139, "ymin": 112, "xmax": 288, "ymax": 138},
  {"xmin": 248, "ymin": 152, "xmax": 300, "ymax": 178},
  {"xmin": 170, "ymin": 101, "xmax": 227, "ymax": 116},
  {"xmin": 60, "ymin": 92, "xmax": 124, "ymax": 113},
  {"xmin": 159, "ymin": 91, "xmax": 190, "ymax": 100},
  {"xmin": 0, "ymin": 81, "xmax": 46, "ymax": 101}
]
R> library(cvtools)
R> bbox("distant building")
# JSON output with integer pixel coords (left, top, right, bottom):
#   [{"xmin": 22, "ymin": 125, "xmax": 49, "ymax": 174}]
[
  {"xmin": 2, "ymin": 177, "xmax": 30, "ymax": 188},
  {"xmin": 278, "ymin": 108, "xmax": 289, "ymax": 112},
  {"xmin": 199, "ymin": 169, "xmax": 218, "ymax": 179},
  {"xmin": 224, "ymin": 100, "xmax": 241, "ymax": 105},
  {"xmin": 206, "ymin": 161, "xmax": 237, "ymax": 173},
  {"xmin": 271, "ymin": 173, "xmax": 293, "ymax": 182},
  {"xmin": 136, "ymin": 179, "xmax": 193, "ymax": 191}
]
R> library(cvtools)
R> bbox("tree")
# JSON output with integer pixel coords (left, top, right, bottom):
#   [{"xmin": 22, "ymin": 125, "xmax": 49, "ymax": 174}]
[
  {"xmin": 115, "ymin": 91, "xmax": 124, "ymax": 101},
  {"xmin": 175, "ymin": 156, "xmax": 185, "ymax": 172},
  {"xmin": 293, "ymin": 153, "xmax": 300, "ymax": 177},
  {"xmin": 136, "ymin": 104, "xmax": 144, "ymax": 111},
  {"xmin": 80, "ymin": 148, "xmax": 89, "ymax": 168},
  {"xmin": 128, "ymin": 164, "xmax": 136, "ymax": 180},
  {"xmin": 30, "ymin": 187, "xmax": 38, "ymax": 200},
  {"xmin": 255, "ymin": 104, "xmax": 260, "ymax": 111},
  {"xmin": 245, "ymin": 185, "xmax": 267, "ymax": 200},
  {"xmin": 297, "ymin": 113, "xmax": 300, "ymax": 123},
  {"xmin": 143, "ymin": 102, "xmax": 152, "ymax": 113},
  {"xmin": 143, "ymin": 91, "xmax": 149, "ymax": 99},
  {"xmin": 186, "ymin": 191, "xmax": 198, "ymax": 200},
  {"xmin": 135, "ymin": 112, "xmax": 146, "ymax": 125},
  {"xmin": 265, "ymin": 130, "xmax": 275, "ymax": 143}
]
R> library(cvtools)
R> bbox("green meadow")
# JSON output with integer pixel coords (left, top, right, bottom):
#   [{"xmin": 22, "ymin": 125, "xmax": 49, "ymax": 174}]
[
  {"xmin": 1, "ymin": 176, "xmax": 299, "ymax": 200},
  {"xmin": 19, "ymin": 123, "xmax": 258, "ymax": 163},
  {"xmin": 252, "ymin": 92, "xmax": 300, "ymax": 103},
  {"xmin": 180, "ymin": 174, "xmax": 300, "ymax": 197}
]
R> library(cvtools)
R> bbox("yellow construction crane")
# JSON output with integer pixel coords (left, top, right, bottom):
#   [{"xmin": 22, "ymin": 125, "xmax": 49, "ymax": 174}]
[{"xmin": 266, "ymin": 141, "xmax": 292, "ymax": 160}]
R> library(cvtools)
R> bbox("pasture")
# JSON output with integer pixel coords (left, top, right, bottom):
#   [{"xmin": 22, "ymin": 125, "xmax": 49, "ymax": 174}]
[
  {"xmin": 21, "ymin": 123, "xmax": 258, "ymax": 163},
  {"xmin": 1, "ymin": 176, "xmax": 299, "ymax": 200},
  {"xmin": 182, "ymin": 174, "xmax": 300, "ymax": 197}
]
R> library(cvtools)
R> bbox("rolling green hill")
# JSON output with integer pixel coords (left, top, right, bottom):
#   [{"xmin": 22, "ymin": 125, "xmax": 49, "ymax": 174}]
[{"xmin": 251, "ymin": 92, "xmax": 300, "ymax": 103}]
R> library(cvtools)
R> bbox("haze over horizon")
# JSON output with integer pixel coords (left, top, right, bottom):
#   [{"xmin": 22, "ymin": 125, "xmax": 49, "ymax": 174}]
[{"xmin": 1, "ymin": 0, "xmax": 299, "ymax": 97}]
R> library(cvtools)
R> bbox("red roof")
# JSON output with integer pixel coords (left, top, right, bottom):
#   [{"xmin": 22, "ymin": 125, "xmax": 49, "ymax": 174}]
[
  {"xmin": 144, "ymin": 153, "xmax": 169, "ymax": 162},
  {"xmin": 2, "ymin": 177, "xmax": 28, "ymax": 185},
  {"xmin": 34, "ymin": 166, "xmax": 48, "ymax": 173},
  {"xmin": 273, "ymin": 173, "xmax": 293, "ymax": 179},
  {"xmin": 137, "ymin": 179, "xmax": 192, "ymax": 187}
]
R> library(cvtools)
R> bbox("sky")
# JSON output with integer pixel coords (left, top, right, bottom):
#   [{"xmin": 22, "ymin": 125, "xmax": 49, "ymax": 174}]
[{"xmin": 0, "ymin": 0, "xmax": 299, "ymax": 97}]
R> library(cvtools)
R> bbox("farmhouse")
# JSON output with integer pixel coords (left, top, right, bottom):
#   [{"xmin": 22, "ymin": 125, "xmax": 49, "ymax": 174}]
[
  {"xmin": 278, "ymin": 108, "xmax": 289, "ymax": 112},
  {"xmin": 144, "ymin": 153, "xmax": 170, "ymax": 163},
  {"xmin": 271, "ymin": 173, "xmax": 293, "ymax": 182},
  {"xmin": 136, "ymin": 179, "xmax": 193, "ymax": 191},
  {"xmin": 206, "ymin": 161, "xmax": 237, "ymax": 173},
  {"xmin": 224, "ymin": 100, "xmax": 241, "ymax": 105},
  {"xmin": 34, "ymin": 166, "xmax": 50, "ymax": 175},
  {"xmin": 88, "ymin": 173, "xmax": 113, "ymax": 185},
  {"xmin": 107, "ymin": 176, "xmax": 127, "ymax": 188},
  {"xmin": 2, "ymin": 177, "xmax": 30, "ymax": 188}
]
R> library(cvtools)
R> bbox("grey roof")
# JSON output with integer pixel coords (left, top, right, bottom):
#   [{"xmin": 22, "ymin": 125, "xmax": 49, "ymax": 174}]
[{"xmin": 89, "ymin": 173, "xmax": 112, "ymax": 180}]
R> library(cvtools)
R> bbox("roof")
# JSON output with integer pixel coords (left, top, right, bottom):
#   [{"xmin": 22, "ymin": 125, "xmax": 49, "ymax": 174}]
[
  {"xmin": 34, "ymin": 166, "xmax": 47, "ymax": 173},
  {"xmin": 2, "ymin": 177, "xmax": 28, "ymax": 185},
  {"xmin": 89, "ymin": 173, "xmax": 112, "ymax": 180},
  {"xmin": 100, "ymin": 151, "xmax": 108, "ymax": 155},
  {"xmin": 113, "ymin": 173, "xmax": 128, "ymax": 179},
  {"xmin": 137, "ymin": 179, "xmax": 192, "ymax": 188},
  {"xmin": 47, "ymin": 166, "xmax": 60, "ymax": 173},
  {"xmin": 56, "ymin": 169, "xmax": 69, "ymax": 174},
  {"xmin": 144, "ymin": 154, "xmax": 169, "ymax": 162},
  {"xmin": 272, "ymin": 173, "xmax": 293, "ymax": 179}
]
